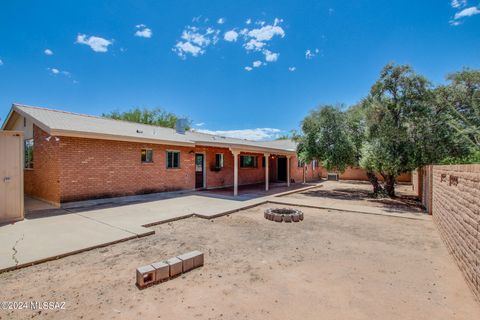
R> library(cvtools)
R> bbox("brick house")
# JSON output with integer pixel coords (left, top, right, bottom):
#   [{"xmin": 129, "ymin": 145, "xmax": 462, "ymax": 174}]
[
  {"xmin": 2, "ymin": 104, "xmax": 410, "ymax": 206},
  {"xmin": 2, "ymin": 104, "xmax": 322, "ymax": 205}
]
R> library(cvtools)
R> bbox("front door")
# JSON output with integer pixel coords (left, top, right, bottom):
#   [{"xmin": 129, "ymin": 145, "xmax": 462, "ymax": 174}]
[
  {"xmin": 0, "ymin": 131, "xmax": 24, "ymax": 224},
  {"xmin": 195, "ymin": 154, "xmax": 204, "ymax": 189},
  {"xmin": 277, "ymin": 157, "xmax": 287, "ymax": 182}
]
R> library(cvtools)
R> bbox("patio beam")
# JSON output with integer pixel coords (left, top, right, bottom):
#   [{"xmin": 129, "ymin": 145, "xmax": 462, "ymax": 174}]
[{"xmin": 264, "ymin": 153, "xmax": 270, "ymax": 191}]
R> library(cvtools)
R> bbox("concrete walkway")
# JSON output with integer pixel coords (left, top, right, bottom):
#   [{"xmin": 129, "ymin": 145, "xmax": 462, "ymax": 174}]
[{"xmin": 0, "ymin": 182, "xmax": 427, "ymax": 272}]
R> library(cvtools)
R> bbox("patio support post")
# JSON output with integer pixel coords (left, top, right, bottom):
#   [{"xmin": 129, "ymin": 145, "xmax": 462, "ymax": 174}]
[
  {"xmin": 287, "ymin": 156, "xmax": 291, "ymax": 187},
  {"xmin": 264, "ymin": 153, "xmax": 270, "ymax": 191},
  {"xmin": 231, "ymin": 149, "xmax": 240, "ymax": 196}
]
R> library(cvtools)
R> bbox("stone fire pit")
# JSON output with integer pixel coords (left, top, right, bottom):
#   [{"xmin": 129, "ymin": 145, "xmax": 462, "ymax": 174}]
[{"xmin": 264, "ymin": 208, "xmax": 304, "ymax": 223}]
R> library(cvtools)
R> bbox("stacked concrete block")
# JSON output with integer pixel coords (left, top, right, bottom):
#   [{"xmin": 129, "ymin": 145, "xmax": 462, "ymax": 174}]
[
  {"xmin": 177, "ymin": 253, "xmax": 195, "ymax": 272},
  {"xmin": 136, "ymin": 251, "xmax": 205, "ymax": 289},
  {"xmin": 151, "ymin": 261, "xmax": 169, "ymax": 283},
  {"xmin": 166, "ymin": 257, "xmax": 183, "ymax": 277},
  {"xmin": 431, "ymin": 164, "xmax": 480, "ymax": 300},
  {"xmin": 190, "ymin": 250, "xmax": 204, "ymax": 268},
  {"xmin": 136, "ymin": 265, "xmax": 156, "ymax": 288}
]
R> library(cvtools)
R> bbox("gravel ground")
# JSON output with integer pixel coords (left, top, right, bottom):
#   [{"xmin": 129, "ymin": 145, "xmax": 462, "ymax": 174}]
[{"xmin": 1, "ymin": 204, "xmax": 479, "ymax": 320}]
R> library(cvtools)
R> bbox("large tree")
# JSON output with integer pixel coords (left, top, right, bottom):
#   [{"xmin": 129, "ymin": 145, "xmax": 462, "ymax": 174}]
[
  {"xmin": 102, "ymin": 107, "xmax": 190, "ymax": 129},
  {"xmin": 360, "ymin": 64, "xmax": 433, "ymax": 196},
  {"xmin": 297, "ymin": 64, "xmax": 479, "ymax": 198},
  {"xmin": 297, "ymin": 105, "xmax": 356, "ymax": 172},
  {"xmin": 433, "ymin": 69, "xmax": 480, "ymax": 164}
]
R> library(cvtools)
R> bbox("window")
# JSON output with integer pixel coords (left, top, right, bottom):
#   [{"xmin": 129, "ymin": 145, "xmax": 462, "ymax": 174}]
[
  {"xmin": 215, "ymin": 153, "xmax": 224, "ymax": 168},
  {"xmin": 166, "ymin": 151, "xmax": 180, "ymax": 168},
  {"xmin": 297, "ymin": 159, "xmax": 304, "ymax": 168},
  {"xmin": 141, "ymin": 149, "xmax": 153, "ymax": 163},
  {"xmin": 240, "ymin": 155, "xmax": 257, "ymax": 168},
  {"xmin": 262, "ymin": 156, "xmax": 266, "ymax": 167},
  {"xmin": 312, "ymin": 160, "xmax": 318, "ymax": 169},
  {"xmin": 24, "ymin": 139, "xmax": 34, "ymax": 169}
]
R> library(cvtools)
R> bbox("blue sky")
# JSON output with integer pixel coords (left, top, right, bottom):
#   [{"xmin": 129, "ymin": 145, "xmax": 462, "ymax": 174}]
[{"xmin": 0, "ymin": 0, "xmax": 479, "ymax": 140}]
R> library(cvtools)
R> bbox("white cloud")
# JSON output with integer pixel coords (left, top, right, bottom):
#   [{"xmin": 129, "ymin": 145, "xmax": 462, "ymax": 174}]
[
  {"xmin": 246, "ymin": 24, "xmax": 285, "ymax": 42},
  {"xmin": 174, "ymin": 41, "xmax": 203, "ymax": 58},
  {"xmin": 217, "ymin": 17, "xmax": 225, "ymax": 24},
  {"xmin": 454, "ymin": 6, "xmax": 480, "ymax": 19},
  {"xmin": 240, "ymin": 19, "xmax": 285, "ymax": 66},
  {"xmin": 0, "ymin": 59, "xmax": 3, "ymax": 66},
  {"xmin": 195, "ymin": 122, "xmax": 205, "ymax": 127},
  {"xmin": 224, "ymin": 30, "xmax": 239, "ymax": 42},
  {"xmin": 44, "ymin": 49, "xmax": 53, "ymax": 55},
  {"xmin": 244, "ymin": 66, "xmax": 253, "ymax": 71},
  {"xmin": 135, "ymin": 24, "xmax": 152, "ymax": 38},
  {"xmin": 305, "ymin": 48, "xmax": 320, "ymax": 59},
  {"xmin": 451, "ymin": 0, "xmax": 467, "ymax": 8},
  {"xmin": 48, "ymin": 67, "xmax": 70, "ymax": 77},
  {"xmin": 263, "ymin": 49, "xmax": 279, "ymax": 62},
  {"xmin": 253, "ymin": 60, "xmax": 262, "ymax": 67},
  {"xmin": 76, "ymin": 34, "xmax": 112, "ymax": 52},
  {"xmin": 450, "ymin": 5, "xmax": 480, "ymax": 25},
  {"xmin": 173, "ymin": 26, "xmax": 220, "ymax": 58},
  {"xmin": 244, "ymin": 38, "xmax": 266, "ymax": 51},
  {"xmin": 246, "ymin": 18, "xmax": 252, "ymax": 25},
  {"xmin": 196, "ymin": 128, "xmax": 282, "ymax": 141},
  {"xmin": 288, "ymin": 66, "xmax": 296, "ymax": 72}
]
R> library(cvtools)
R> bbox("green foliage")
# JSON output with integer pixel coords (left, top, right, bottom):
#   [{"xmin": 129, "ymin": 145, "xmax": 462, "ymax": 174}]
[
  {"xmin": 297, "ymin": 105, "xmax": 355, "ymax": 172},
  {"xmin": 440, "ymin": 150, "xmax": 480, "ymax": 165},
  {"xmin": 363, "ymin": 63, "xmax": 433, "ymax": 176},
  {"xmin": 276, "ymin": 134, "xmax": 291, "ymax": 140},
  {"xmin": 345, "ymin": 103, "xmax": 366, "ymax": 166},
  {"xmin": 102, "ymin": 107, "xmax": 190, "ymax": 129},
  {"xmin": 297, "ymin": 63, "xmax": 480, "ymax": 197}
]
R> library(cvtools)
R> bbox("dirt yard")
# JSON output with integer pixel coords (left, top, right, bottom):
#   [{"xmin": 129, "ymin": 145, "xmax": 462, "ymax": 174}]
[
  {"xmin": 1, "ymin": 204, "xmax": 479, "ymax": 320},
  {"xmin": 283, "ymin": 180, "xmax": 424, "ymax": 212}
]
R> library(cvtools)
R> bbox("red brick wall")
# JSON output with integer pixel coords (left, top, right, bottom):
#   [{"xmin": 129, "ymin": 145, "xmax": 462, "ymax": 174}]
[
  {"xmin": 57, "ymin": 136, "xmax": 196, "ymax": 202},
  {"xmin": 290, "ymin": 158, "xmax": 323, "ymax": 183},
  {"xmin": 238, "ymin": 152, "xmax": 265, "ymax": 185},
  {"xmin": 24, "ymin": 125, "xmax": 61, "ymax": 204},
  {"xmin": 431, "ymin": 164, "xmax": 480, "ymax": 300},
  {"xmin": 333, "ymin": 167, "xmax": 411, "ymax": 183},
  {"xmin": 195, "ymin": 146, "xmax": 234, "ymax": 188}
]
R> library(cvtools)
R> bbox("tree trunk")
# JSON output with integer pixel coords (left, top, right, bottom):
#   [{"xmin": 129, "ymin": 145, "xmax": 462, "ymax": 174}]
[
  {"xmin": 384, "ymin": 175, "xmax": 396, "ymax": 197},
  {"xmin": 366, "ymin": 170, "xmax": 383, "ymax": 196}
]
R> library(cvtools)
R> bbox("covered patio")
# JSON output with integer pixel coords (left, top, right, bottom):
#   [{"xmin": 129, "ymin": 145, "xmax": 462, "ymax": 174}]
[{"xmin": 229, "ymin": 147, "xmax": 297, "ymax": 196}]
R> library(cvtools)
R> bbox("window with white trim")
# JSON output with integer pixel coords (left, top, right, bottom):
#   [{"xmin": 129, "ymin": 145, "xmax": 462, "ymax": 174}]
[
  {"xmin": 215, "ymin": 153, "xmax": 224, "ymax": 168},
  {"xmin": 141, "ymin": 149, "xmax": 153, "ymax": 163},
  {"xmin": 240, "ymin": 155, "xmax": 257, "ymax": 168},
  {"xmin": 166, "ymin": 151, "xmax": 180, "ymax": 168}
]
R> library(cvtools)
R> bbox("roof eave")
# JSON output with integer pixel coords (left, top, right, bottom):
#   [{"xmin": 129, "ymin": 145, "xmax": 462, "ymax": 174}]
[
  {"xmin": 194, "ymin": 141, "xmax": 296, "ymax": 155},
  {"xmin": 50, "ymin": 129, "xmax": 196, "ymax": 147}
]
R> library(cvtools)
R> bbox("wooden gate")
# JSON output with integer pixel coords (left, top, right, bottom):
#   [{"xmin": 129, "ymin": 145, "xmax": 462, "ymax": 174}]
[{"xmin": 0, "ymin": 131, "xmax": 24, "ymax": 223}]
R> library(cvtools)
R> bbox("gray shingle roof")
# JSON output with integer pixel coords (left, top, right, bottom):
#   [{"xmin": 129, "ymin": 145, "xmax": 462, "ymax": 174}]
[{"xmin": 7, "ymin": 104, "xmax": 297, "ymax": 153}]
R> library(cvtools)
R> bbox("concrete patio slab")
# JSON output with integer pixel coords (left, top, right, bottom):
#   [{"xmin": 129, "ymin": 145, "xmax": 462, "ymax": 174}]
[{"xmin": 0, "ymin": 211, "xmax": 147, "ymax": 272}]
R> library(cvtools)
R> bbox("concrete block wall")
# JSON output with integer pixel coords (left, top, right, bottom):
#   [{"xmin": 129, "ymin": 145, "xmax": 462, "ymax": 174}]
[{"xmin": 431, "ymin": 164, "xmax": 480, "ymax": 300}]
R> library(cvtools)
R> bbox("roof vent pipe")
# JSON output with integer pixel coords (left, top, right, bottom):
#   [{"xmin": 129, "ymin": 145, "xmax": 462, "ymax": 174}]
[{"xmin": 175, "ymin": 118, "xmax": 188, "ymax": 134}]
